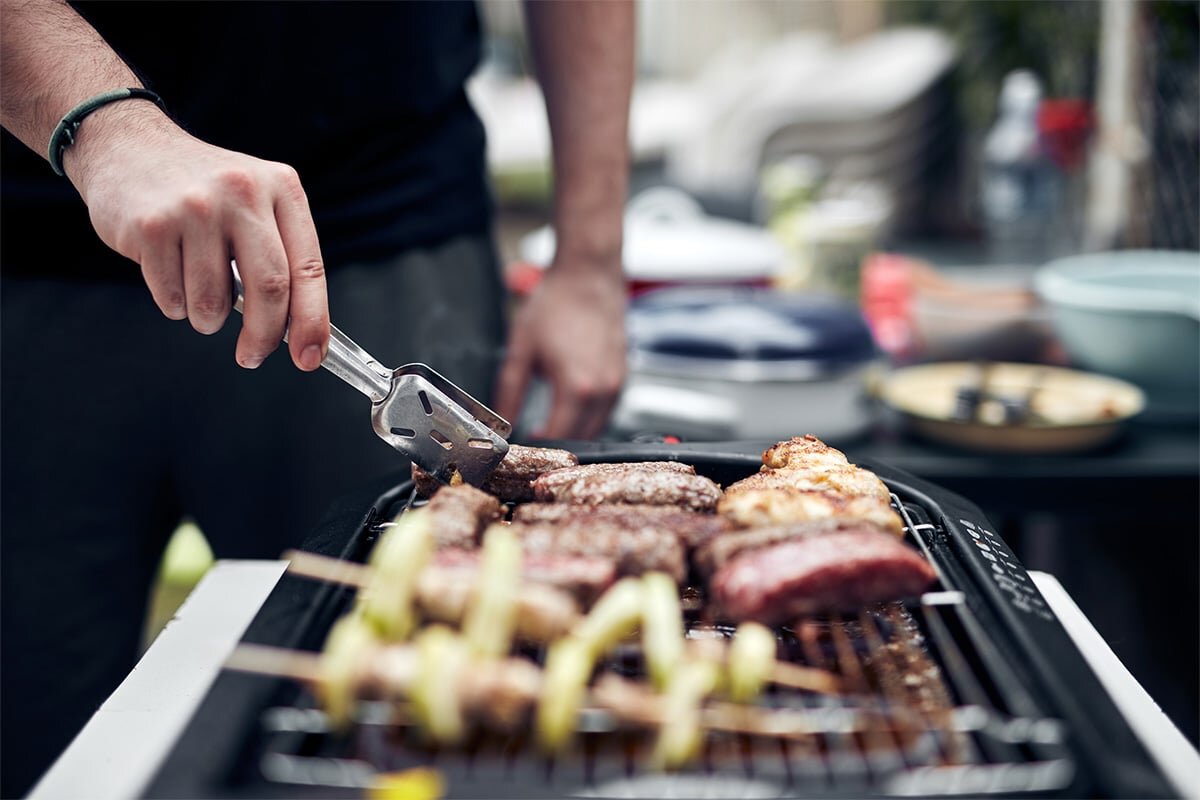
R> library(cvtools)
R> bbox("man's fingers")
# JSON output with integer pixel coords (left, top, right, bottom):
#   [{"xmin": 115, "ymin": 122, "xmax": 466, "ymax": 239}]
[
  {"xmin": 273, "ymin": 180, "xmax": 328, "ymax": 372},
  {"xmin": 180, "ymin": 212, "xmax": 231, "ymax": 335},
  {"xmin": 139, "ymin": 238, "xmax": 187, "ymax": 320},
  {"xmin": 230, "ymin": 218, "xmax": 291, "ymax": 370},
  {"xmin": 537, "ymin": 384, "xmax": 587, "ymax": 440},
  {"xmin": 494, "ymin": 334, "xmax": 535, "ymax": 425},
  {"xmin": 576, "ymin": 391, "xmax": 618, "ymax": 440}
]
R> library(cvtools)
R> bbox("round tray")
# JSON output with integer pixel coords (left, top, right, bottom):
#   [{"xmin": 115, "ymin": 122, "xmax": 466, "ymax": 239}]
[{"xmin": 880, "ymin": 362, "xmax": 1145, "ymax": 454}]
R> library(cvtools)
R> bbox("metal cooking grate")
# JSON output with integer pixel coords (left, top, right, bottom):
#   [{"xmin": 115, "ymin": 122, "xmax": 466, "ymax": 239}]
[{"xmin": 246, "ymin": 493, "xmax": 1075, "ymax": 798}]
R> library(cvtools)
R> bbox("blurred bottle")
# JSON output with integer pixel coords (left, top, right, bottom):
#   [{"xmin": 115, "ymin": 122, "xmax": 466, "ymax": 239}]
[{"xmin": 980, "ymin": 70, "xmax": 1061, "ymax": 265}]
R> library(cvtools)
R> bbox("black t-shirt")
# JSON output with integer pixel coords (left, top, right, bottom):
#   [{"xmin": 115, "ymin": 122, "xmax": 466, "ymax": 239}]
[{"xmin": 1, "ymin": 1, "xmax": 492, "ymax": 279}]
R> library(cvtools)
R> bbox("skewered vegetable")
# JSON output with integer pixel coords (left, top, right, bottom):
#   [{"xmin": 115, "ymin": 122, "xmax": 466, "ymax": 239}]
[
  {"xmin": 318, "ymin": 614, "xmax": 380, "ymax": 728},
  {"xmin": 461, "ymin": 526, "xmax": 522, "ymax": 658},
  {"xmin": 572, "ymin": 577, "xmax": 644, "ymax": 657},
  {"xmin": 641, "ymin": 572, "xmax": 684, "ymax": 690},
  {"xmin": 650, "ymin": 660, "xmax": 721, "ymax": 769},
  {"xmin": 727, "ymin": 622, "xmax": 777, "ymax": 703},
  {"xmin": 360, "ymin": 508, "xmax": 435, "ymax": 639},
  {"xmin": 536, "ymin": 637, "xmax": 594, "ymax": 751},
  {"xmin": 411, "ymin": 626, "xmax": 469, "ymax": 744}
]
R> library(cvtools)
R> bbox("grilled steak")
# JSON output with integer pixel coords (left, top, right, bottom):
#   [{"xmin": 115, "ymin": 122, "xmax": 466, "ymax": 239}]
[
  {"xmin": 695, "ymin": 518, "xmax": 896, "ymax": 577},
  {"xmin": 710, "ymin": 530, "xmax": 937, "ymax": 622},
  {"xmin": 512, "ymin": 502, "xmax": 733, "ymax": 549},
  {"xmin": 423, "ymin": 483, "xmax": 504, "ymax": 549},
  {"xmin": 508, "ymin": 517, "xmax": 688, "ymax": 583},
  {"xmin": 531, "ymin": 462, "xmax": 722, "ymax": 512},
  {"xmin": 430, "ymin": 547, "xmax": 616, "ymax": 607},
  {"xmin": 412, "ymin": 444, "xmax": 579, "ymax": 501}
]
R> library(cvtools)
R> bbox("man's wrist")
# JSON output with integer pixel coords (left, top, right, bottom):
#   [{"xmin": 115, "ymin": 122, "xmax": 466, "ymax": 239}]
[{"xmin": 62, "ymin": 98, "xmax": 175, "ymax": 189}]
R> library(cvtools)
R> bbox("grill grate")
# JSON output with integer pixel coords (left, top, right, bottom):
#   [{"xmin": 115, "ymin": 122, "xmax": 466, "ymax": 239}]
[{"xmin": 243, "ymin": 491, "xmax": 1076, "ymax": 798}]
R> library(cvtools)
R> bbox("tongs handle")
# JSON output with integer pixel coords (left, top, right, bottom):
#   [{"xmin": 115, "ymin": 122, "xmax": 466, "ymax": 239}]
[{"xmin": 231, "ymin": 264, "xmax": 392, "ymax": 402}]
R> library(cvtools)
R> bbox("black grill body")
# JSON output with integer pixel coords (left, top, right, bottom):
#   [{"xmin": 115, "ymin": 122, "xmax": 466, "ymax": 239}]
[{"xmin": 145, "ymin": 444, "xmax": 1176, "ymax": 799}]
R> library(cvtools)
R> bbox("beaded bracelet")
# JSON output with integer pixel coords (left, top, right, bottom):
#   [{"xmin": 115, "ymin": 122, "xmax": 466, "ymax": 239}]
[{"xmin": 47, "ymin": 87, "xmax": 166, "ymax": 177}]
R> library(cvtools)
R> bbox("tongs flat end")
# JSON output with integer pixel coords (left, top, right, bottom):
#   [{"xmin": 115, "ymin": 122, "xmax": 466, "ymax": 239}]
[{"xmin": 371, "ymin": 366, "xmax": 510, "ymax": 488}]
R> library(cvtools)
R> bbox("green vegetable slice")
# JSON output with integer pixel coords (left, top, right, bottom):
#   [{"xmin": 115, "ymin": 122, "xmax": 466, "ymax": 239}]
[
  {"xmin": 641, "ymin": 572, "xmax": 684, "ymax": 690},
  {"xmin": 461, "ymin": 525, "xmax": 522, "ymax": 658},
  {"xmin": 651, "ymin": 659, "xmax": 720, "ymax": 770},
  {"xmin": 573, "ymin": 577, "xmax": 644, "ymax": 658},
  {"xmin": 361, "ymin": 507, "xmax": 435, "ymax": 639},
  {"xmin": 536, "ymin": 637, "xmax": 594, "ymax": 751},
  {"xmin": 728, "ymin": 622, "xmax": 777, "ymax": 704},
  {"xmin": 318, "ymin": 614, "xmax": 380, "ymax": 729},
  {"xmin": 410, "ymin": 625, "xmax": 468, "ymax": 744}
]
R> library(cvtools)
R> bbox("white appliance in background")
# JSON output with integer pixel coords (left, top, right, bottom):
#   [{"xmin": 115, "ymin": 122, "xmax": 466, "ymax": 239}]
[{"xmin": 519, "ymin": 187, "xmax": 788, "ymax": 291}]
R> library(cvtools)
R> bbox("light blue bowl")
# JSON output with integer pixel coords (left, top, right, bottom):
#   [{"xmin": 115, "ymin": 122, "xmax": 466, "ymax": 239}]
[{"xmin": 1034, "ymin": 250, "xmax": 1200, "ymax": 417}]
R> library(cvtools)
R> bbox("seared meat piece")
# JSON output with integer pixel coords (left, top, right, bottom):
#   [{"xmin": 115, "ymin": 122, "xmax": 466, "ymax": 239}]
[
  {"xmin": 430, "ymin": 547, "xmax": 616, "ymax": 607},
  {"xmin": 718, "ymin": 434, "xmax": 902, "ymax": 535},
  {"xmin": 423, "ymin": 483, "xmax": 504, "ymax": 549},
  {"xmin": 760, "ymin": 435, "xmax": 853, "ymax": 471},
  {"xmin": 412, "ymin": 444, "xmax": 579, "ymax": 501},
  {"xmin": 508, "ymin": 516, "xmax": 688, "ymax": 583},
  {"xmin": 532, "ymin": 462, "xmax": 722, "ymax": 512},
  {"xmin": 724, "ymin": 464, "xmax": 892, "ymax": 506},
  {"xmin": 718, "ymin": 487, "xmax": 902, "ymax": 536},
  {"xmin": 695, "ymin": 518, "xmax": 896, "ymax": 577},
  {"xmin": 512, "ymin": 503, "xmax": 733, "ymax": 549},
  {"xmin": 710, "ymin": 530, "xmax": 937, "ymax": 622}
]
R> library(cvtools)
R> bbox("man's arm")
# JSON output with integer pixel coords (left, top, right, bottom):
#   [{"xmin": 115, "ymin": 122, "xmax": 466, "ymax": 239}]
[
  {"xmin": 0, "ymin": 0, "xmax": 328, "ymax": 371},
  {"xmin": 494, "ymin": 0, "xmax": 634, "ymax": 440}
]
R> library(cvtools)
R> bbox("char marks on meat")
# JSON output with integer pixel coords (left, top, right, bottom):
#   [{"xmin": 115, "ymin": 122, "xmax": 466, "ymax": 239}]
[
  {"xmin": 694, "ymin": 518, "xmax": 896, "ymax": 577},
  {"xmin": 508, "ymin": 514, "xmax": 688, "ymax": 583},
  {"xmin": 531, "ymin": 462, "xmax": 721, "ymax": 512},
  {"xmin": 412, "ymin": 444, "xmax": 579, "ymax": 501},
  {"xmin": 423, "ymin": 483, "xmax": 503, "ymax": 549},
  {"xmin": 512, "ymin": 502, "xmax": 733, "ymax": 549},
  {"xmin": 711, "ymin": 529, "xmax": 937, "ymax": 623}
]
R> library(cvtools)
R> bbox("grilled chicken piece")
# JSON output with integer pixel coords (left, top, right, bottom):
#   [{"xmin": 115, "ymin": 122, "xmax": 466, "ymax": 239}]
[
  {"xmin": 512, "ymin": 502, "xmax": 734, "ymax": 549},
  {"xmin": 430, "ymin": 547, "xmax": 616, "ymax": 608},
  {"xmin": 760, "ymin": 435, "xmax": 854, "ymax": 471},
  {"xmin": 710, "ymin": 529, "xmax": 937, "ymax": 622},
  {"xmin": 412, "ymin": 444, "xmax": 579, "ymax": 501},
  {"xmin": 423, "ymin": 482, "xmax": 504, "ymax": 549},
  {"xmin": 718, "ymin": 435, "xmax": 902, "ymax": 535},
  {"xmin": 718, "ymin": 488, "xmax": 902, "ymax": 536},
  {"xmin": 508, "ymin": 516, "xmax": 688, "ymax": 583},
  {"xmin": 532, "ymin": 462, "xmax": 722, "ymax": 512},
  {"xmin": 694, "ymin": 518, "xmax": 897, "ymax": 577}
]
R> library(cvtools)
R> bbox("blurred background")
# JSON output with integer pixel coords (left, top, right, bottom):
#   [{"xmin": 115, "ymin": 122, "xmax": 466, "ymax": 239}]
[
  {"xmin": 470, "ymin": 0, "xmax": 1200, "ymax": 745},
  {"xmin": 148, "ymin": 0, "xmax": 1198, "ymax": 751}
]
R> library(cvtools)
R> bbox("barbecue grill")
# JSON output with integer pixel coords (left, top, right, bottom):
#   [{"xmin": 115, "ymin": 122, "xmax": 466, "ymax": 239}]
[{"xmin": 144, "ymin": 443, "xmax": 1179, "ymax": 798}]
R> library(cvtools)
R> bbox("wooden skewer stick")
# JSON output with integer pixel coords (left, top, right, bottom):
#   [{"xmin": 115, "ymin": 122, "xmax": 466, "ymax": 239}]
[
  {"xmin": 283, "ymin": 549, "xmax": 369, "ymax": 587},
  {"xmin": 770, "ymin": 660, "xmax": 842, "ymax": 695},
  {"xmin": 223, "ymin": 643, "xmax": 908, "ymax": 744},
  {"xmin": 225, "ymin": 643, "xmax": 325, "ymax": 683},
  {"xmin": 285, "ymin": 549, "xmax": 842, "ymax": 696}
]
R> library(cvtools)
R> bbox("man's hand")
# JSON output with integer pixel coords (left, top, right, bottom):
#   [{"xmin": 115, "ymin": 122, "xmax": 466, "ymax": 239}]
[
  {"xmin": 495, "ymin": 260, "xmax": 626, "ymax": 440},
  {"xmin": 70, "ymin": 108, "xmax": 329, "ymax": 371},
  {"xmin": 0, "ymin": 0, "xmax": 328, "ymax": 372}
]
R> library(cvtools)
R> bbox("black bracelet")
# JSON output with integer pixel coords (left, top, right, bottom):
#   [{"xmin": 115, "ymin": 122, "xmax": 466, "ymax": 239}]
[{"xmin": 47, "ymin": 87, "xmax": 166, "ymax": 177}]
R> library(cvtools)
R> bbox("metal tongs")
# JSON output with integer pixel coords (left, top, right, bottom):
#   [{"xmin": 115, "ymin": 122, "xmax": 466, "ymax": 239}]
[{"xmin": 232, "ymin": 266, "xmax": 510, "ymax": 486}]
